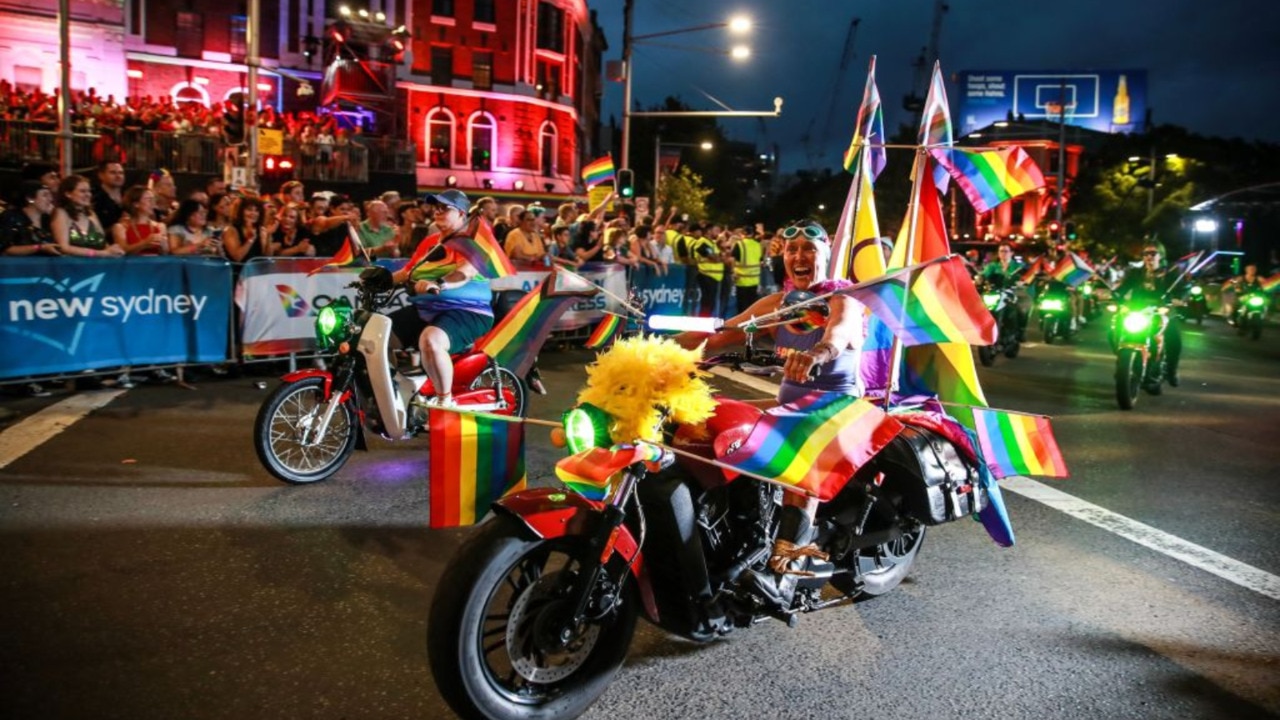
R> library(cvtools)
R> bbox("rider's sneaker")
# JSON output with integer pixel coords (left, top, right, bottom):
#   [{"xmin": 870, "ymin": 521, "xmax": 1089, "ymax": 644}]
[
  {"xmin": 425, "ymin": 395, "xmax": 457, "ymax": 408},
  {"xmin": 527, "ymin": 368, "xmax": 548, "ymax": 396}
]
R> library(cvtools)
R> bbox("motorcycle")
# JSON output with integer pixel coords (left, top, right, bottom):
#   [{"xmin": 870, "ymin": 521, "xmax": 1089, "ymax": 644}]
[
  {"xmin": 1107, "ymin": 302, "xmax": 1171, "ymax": 410},
  {"xmin": 1035, "ymin": 282, "xmax": 1074, "ymax": 344},
  {"xmin": 427, "ymin": 334, "xmax": 998, "ymax": 720},
  {"xmin": 1182, "ymin": 284, "xmax": 1208, "ymax": 325},
  {"xmin": 253, "ymin": 266, "xmax": 527, "ymax": 484},
  {"xmin": 1236, "ymin": 292, "xmax": 1267, "ymax": 340},
  {"xmin": 977, "ymin": 283, "xmax": 1021, "ymax": 366}
]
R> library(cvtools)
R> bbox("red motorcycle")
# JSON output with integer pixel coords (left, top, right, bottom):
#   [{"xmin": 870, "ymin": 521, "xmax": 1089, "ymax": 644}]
[
  {"xmin": 427, "ymin": 336, "xmax": 999, "ymax": 720},
  {"xmin": 254, "ymin": 266, "xmax": 526, "ymax": 484}
]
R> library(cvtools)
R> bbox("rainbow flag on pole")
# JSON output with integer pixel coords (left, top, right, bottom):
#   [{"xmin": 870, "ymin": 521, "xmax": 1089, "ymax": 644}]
[
  {"xmin": 717, "ymin": 392, "xmax": 904, "ymax": 501},
  {"xmin": 584, "ymin": 313, "xmax": 625, "ymax": 349},
  {"xmin": 972, "ymin": 407, "xmax": 1068, "ymax": 479},
  {"xmin": 929, "ymin": 147, "xmax": 1047, "ymax": 213},
  {"xmin": 842, "ymin": 56, "xmax": 886, "ymax": 181},
  {"xmin": 1259, "ymin": 273, "xmax": 1280, "ymax": 293},
  {"xmin": 452, "ymin": 218, "xmax": 516, "ymax": 279},
  {"xmin": 428, "ymin": 409, "xmax": 526, "ymax": 528},
  {"xmin": 1050, "ymin": 253, "xmax": 1091, "ymax": 288},
  {"xmin": 473, "ymin": 270, "xmax": 597, "ymax": 376},
  {"xmin": 306, "ymin": 224, "xmax": 365, "ymax": 275},
  {"xmin": 846, "ymin": 255, "xmax": 997, "ymax": 347},
  {"xmin": 581, "ymin": 155, "xmax": 616, "ymax": 188}
]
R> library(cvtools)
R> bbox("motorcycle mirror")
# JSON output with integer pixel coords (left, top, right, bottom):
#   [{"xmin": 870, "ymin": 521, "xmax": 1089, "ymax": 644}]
[{"xmin": 648, "ymin": 315, "xmax": 723, "ymax": 333}]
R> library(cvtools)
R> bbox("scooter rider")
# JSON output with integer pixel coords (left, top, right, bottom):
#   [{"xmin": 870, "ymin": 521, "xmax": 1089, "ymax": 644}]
[
  {"xmin": 390, "ymin": 189, "xmax": 494, "ymax": 407},
  {"xmin": 675, "ymin": 218, "xmax": 865, "ymax": 608},
  {"xmin": 1224, "ymin": 262, "xmax": 1264, "ymax": 325},
  {"xmin": 980, "ymin": 242, "xmax": 1029, "ymax": 340},
  {"xmin": 1114, "ymin": 240, "xmax": 1183, "ymax": 387}
]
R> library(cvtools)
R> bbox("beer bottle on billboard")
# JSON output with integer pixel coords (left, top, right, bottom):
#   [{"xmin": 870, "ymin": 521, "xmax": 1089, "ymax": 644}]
[{"xmin": 1113, "ymin": 75, "xmax": 1131, "ymax": 126}]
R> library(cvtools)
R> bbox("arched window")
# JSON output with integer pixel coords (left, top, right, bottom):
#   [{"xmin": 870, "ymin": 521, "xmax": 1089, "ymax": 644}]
[
  {"xmin": 538, "ymin": 121, "xmax": 557, "ymax": 177},
  {"xmin": 170, "ymin": 82, "xmax": 210, "ymax": 108},
  {"xmin": 468, "ymin": 112, "xmax": 496, "ymax": 171},
  {"xmin": 426, "ymin": 107, "xmax": 455, "ymax": 168}
]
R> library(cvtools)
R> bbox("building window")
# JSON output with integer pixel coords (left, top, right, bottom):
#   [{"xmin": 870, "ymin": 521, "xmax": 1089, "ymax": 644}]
[
  {"xmin": 229, "ymin": 16, "xmax": 247, "ymax": 59},
  {"xmin": 474, "ymin": 0, "xmax": 495, "ymax": 24},
  {"xmin": 468, "ymin": 112, "xmax": 496, "ymax": 170},
  {"xmin": 426, "ymin": 107, "xmax": 455, "ymax": 168},
  {"xmin": 536, "ymin": 2, "xmax": 564, "ymax": 53},
  {"xmin": 173, "ymin": 83, "xmax": 209, "ymax": 108},
  {"xmin": 536, "ymin": 60, "xmax": 560, "ymax": 100},
  {"xmin": 472, "ymin": 52, "xmax": 493, "ymax": 90},
  {"xmin": 176, "ymin": 12, "xmax": 204, "ymax": 59},
  {"xmin": 539, "ymin": 122, "xmax": 557, "ymax": 177},
  {"xmin": 431, "ymin": 46, "xmax": 453, "ymax": 86},
  {"xmin": 432, "ymin": 0, "xmax": 454, "ymax": 17}
]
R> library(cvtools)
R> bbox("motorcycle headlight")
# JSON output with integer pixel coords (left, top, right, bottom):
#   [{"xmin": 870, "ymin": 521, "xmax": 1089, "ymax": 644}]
[
  {"xmin": 562, "ymin": 403, "xmax": 613, "ymax": 454},
  {"xmin": 315, "ymin": 298, "xmax": 354, "ymax": 349},
  {"xmin": 1122, "ymin": 311, "xmax": 1152, "ymax": 334},
  {"xmin": 982, "ymin": 293, "xmax": 1001, "ymax": 308},
  {"xmin": 1040, "ymin": 298, "xmax": 1065, "ymax": 312},
  {"xmin": 1246, "ymin": 294, "xmax": 1266, "ymax": 308},
  {"xmin": 1081, "ymin": 283, "xmax": 1093, "ymax": 295},
  {"xmin": 1189, "ymin": 285, "xmax": 1203, "ymax": 296}
]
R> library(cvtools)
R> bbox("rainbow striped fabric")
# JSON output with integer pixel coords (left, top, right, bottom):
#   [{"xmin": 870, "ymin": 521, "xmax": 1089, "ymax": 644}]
[
  {"xmin": 717, "ymin": 392, "xmax": 904, "ymax": 501},
  {"xmin": 916, "ymin": 63, "xmax": 954, "ymax": 194},
  {"xmin": 306, "ymin": 225, "xmax": 364, "ymax": 276},
  {"xmin": 929, "ymin": 147, "xmax": 1047, "ymax": 213},
  {"xmin": 847, "ymin": 255, "xmax": 996, "ymax": 347},
  {"xmin": 473, "ymin": 271, "xmax": 597, "ymax": 376},
  {"xmin": 972, "ymin": 407, "xmax": 1068, "ymax": 479},
  {"xmin": 555, "ymin": 444, "xmax": 663, "ymax": 501},
  {"xmin": 584, "ymin": 313, "xmax": 624, "ymax": 349},
  {"xmin": 1260, "ymin": 273, "xmax": 1280, "ymax": 293},
  {"xmin": 889, "ymin": 166, "xmax": 950, "ymax": 268},
  {"xmin": 453, "ymin": 218, "xmax": 516, "ymax": 279},
  {"xmin": 428, "ymin": 409, "xmax": 526, "ymax": 528},
  {"xmin": 581, "ymin": 155, "xmax": 616, "ymax": 188},
  {"xmin": 1018, "ymin": 257, "xmax": 1044, "ymax": 286},
  {"xmin": 1050, "ymin": 253, "xmax": 1092, "ymax": 288},
  {"xmin": 842, "ymin": 56, "xmax": 886, "ymax": 181}
]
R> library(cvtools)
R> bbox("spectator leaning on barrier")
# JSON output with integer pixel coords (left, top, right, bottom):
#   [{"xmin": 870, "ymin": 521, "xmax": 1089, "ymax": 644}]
[
  {"xmin": 167, "ymin": 199, "xmax": 221, "ymax": 256},
  {"xmin": 266, "ymin": 202, "xmax": 316, "ymax": 257},
  {"xmin": 92, "ymin": 161, "xmax": 126, "ymax": 231},
  {"xmin": 222, "ymin": 195, "xmax": 268, "ymax": 264},
  {"xmin": 503, "ymin": 210, "xmax": 548, "ymax": 266},
  {"xmin": 0, "ymin": 181, "xmax": 61, "ymax": 257},
  {"xmin": 53, "ymin": 174, "xmax": 122, "ymax": 258},
  {"xmin": 112, "ymin": 185, "xmax": 168, "ymax": 255},
  {"xmin": 310, "ymin": 194, "xmax": 360, "ymax": 256},
  {"xmin": 148, "ymin": 169, "xmax": 178, "ymax": 223},
  {"xmin": 359, "ymin": 200, "xmax": 401, "ymax": 258}
]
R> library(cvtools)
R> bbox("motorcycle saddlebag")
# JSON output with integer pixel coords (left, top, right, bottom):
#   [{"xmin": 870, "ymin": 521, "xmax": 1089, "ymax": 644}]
[{"xmin": 871, "ymin": 425, "xmax": 987, "ymax": 525}]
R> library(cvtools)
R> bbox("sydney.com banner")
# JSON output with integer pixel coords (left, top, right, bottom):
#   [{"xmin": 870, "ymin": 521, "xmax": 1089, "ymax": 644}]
[{"xmin": 0, "ymin": 258, "xmax": 232, "ymax": 380}]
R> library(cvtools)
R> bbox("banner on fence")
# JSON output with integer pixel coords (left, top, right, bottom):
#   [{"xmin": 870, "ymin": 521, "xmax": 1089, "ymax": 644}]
[
  {"xmin": 0, "ymin": 257, "xmax": 232, "ymax": 380},
  {"xmin": 491, "ymin": 263, "xmax": 628, "ymax": 330}
]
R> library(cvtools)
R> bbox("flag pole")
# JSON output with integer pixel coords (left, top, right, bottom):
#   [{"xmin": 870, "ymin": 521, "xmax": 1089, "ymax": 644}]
[{"xmin": 884, "ymin": 147, "xmax": 929, "ymax": 402}]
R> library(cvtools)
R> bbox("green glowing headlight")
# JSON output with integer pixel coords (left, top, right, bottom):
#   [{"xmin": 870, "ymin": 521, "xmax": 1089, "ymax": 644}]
[
  {"xmin": 983, "ymin": 293, "xmax": 1001, "ymax": 308},
  {"xmin": 1246, "ymin": 295, "xmax": 1265, "ymax": 308},
  {"xmin": 314, "ymin": 298, "xmax": 353, "ymax": 348},
  {"xmin": 1122, "ymin": 312, "xmax": 1152, "ymax": 334},
  {"xmin": 1040, "ymin": 298, "xmax": 1065, "ymax": 312},
  {"xmin": 1080, "ymin": 283, "xmax": 1093, "ymax": 295},
  {"xmin": 317, "ymin": 306, "xmax": 339, "ymax": 336},
  {"xmin": 1189, "ymin": 285, "xmax": 1203, "ymax": 296},
  {"xmin": 562, "ymin": 403, "xmax": 612, "ymax": 454}
]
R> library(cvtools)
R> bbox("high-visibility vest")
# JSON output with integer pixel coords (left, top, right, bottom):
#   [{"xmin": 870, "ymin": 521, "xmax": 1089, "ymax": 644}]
[
  {"xmin": 672, "ymin": 232, "xmax": 695, "ymax": 263},
  {"xmin": 693, "ymin": 237, "xmax": 724, "ymax": 281},
  {"xmin": 734, "ymin": 237, "xmax": 763, "ymax": 287}
]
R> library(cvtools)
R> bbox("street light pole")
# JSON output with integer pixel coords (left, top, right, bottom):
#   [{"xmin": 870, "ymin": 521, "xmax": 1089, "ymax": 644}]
[
  {"xmin": 621, "ymin": 0, "xmax": 635, "ymax": 170},
  {"xmin": 652, "ymin": 132, "xmax": 661, "ymax": 204}
]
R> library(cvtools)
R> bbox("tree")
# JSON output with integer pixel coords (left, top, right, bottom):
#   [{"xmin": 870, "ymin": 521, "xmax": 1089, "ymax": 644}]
[{"xmin": 658, "ymin": 165, "xmax": 712, "ymax": 221}]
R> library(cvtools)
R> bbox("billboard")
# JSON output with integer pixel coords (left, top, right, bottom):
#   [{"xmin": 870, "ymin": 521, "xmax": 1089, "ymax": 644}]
[{"xmin": 957, "ymin": 70, "xmax": 1147, "ymax": 136}]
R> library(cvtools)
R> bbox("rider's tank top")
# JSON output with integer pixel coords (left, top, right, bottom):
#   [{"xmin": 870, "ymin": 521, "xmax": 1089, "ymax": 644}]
[{"xmin": 774, "ymin": 311, "xmax": 861, "ymax": 405}]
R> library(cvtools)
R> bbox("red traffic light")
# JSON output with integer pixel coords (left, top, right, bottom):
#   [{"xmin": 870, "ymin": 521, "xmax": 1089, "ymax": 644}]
[{"xmin": 1048, "ymin": 221, "xmax": 1061, "ymax": 233}]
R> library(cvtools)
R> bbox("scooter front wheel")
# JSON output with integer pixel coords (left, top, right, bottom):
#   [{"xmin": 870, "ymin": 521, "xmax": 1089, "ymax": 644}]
[
  {"xmin": 1115, "ymin": 348, "xmax": 1144, "ymax": 410},
  {"xmin": 253, "ymin": 377, "xmax": 358, "ymax": 483}
]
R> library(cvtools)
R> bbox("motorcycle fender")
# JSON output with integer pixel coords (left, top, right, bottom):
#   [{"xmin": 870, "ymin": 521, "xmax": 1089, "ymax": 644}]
[
  {"xmin": 493, "ymin": 488, "xmax": 660, "ymax": 623},
  {"xmin": 281, "ymin": 369, "xmax": 365, "ymax": 449},
  {"xmin": 452, "ymin": 353, "xmax": 492, "ymax": 391}
]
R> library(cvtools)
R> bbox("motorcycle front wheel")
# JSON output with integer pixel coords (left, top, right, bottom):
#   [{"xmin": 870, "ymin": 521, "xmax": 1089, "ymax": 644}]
[
  {"xmin": 978, "ymin": 344, "xmax": 997, "ymax": 367},
  {"xmin": 253, "ymin": 377, "xmax": 358, "ymax": 483},
  {"xmin": 1043, "ymin": 317, "xmax": 1058, "ymax": 344},
  {"xmin": 428, "ymin": 515, "xmax": 637, "ymax": 720},
  {"xmin": 1115, "ymin": 348, "xmax": 1144, "ymax": 410}
]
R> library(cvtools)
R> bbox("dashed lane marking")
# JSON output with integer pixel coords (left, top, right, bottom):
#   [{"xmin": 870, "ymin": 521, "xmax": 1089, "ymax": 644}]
[
  {"xmin": 0, "ymin": 390, "xmax": 126, "ymax": 471},
  {"xmin": 710, "ymin": 367, "xmax": 1280, "ymax": 601}
]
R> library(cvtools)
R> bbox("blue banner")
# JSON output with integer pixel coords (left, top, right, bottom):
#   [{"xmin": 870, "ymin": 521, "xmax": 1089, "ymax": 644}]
[
  {"xmin": 0, "ymin": 258, "xmax": 232, "ymax": 380},
  {"xmin": 631, "ymin": 264, "xmax": 691, "ymax": 316}
]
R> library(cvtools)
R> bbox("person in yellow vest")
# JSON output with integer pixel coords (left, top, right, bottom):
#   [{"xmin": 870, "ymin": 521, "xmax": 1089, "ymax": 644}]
[
  {"xmin": 670, "ymin": 218, "xmax": 701, "ymax": 315},
  {"xmin": 733, "ymin": 229, "xmax": 763, "ymax": 312},
  {"xmin": 691, "ymin": 225, "xmax": 725, "ymax": 316}
]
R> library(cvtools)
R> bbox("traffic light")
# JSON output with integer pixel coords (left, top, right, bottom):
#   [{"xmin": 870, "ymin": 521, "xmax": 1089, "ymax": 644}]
[
  {"xmin": 1047, "ymin": 220, "xmax": 1061, "ymax": 236},
  {"xmin": 1065, "ymin": 221, "xmax": 1078, "ymax": 241},
  {"xmin": 617, "ymin": 168, "xmax": 635, "ymax": 199},
  {"xmin": 262, "ymin": 155, "xmax": 295, "ymax": 186}
]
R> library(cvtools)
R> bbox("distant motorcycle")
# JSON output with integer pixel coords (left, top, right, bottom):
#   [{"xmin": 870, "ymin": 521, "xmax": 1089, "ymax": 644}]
[
  {"xmin": 977, "ymin": 284, "xmax": 1021, "ymax": 366},
  {"xmin": 1108, "ymin": 302, "xmax": 1171, "ymax": 410},
  {"xmin": 1036, "ymin": 284, "xmax": 1074, "ymax": 344},
  {"xmin": 1236, "ymin": 292, "xmax": 1267, "ymax": 340},
  {"xmin": 1182, "ymin": 284, "xmax": 1208, "ymax": 325}
]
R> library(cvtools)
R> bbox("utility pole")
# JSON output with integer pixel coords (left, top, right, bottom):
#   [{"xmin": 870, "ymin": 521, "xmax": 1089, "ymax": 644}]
[
  {"xmin": 57, "ymin": 0, "xmax": 72, "ymax": 175},
  {"xmin": 247, "ymin": 0, "xmax": 261, "ymax": 189},
  {"xmin": 620, "ymin": 0, "xmax": 634, "ymax": 170}
]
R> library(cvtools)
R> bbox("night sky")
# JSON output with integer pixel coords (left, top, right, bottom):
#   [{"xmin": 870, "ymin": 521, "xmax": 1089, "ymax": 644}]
[{"xmin": 595, "ymin": 0, "xmax": 1280, "ymax": 173}]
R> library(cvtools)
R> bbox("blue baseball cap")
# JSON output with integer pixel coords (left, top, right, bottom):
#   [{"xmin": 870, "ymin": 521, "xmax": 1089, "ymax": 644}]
[{"xmin": 421, "ymin": 188, "xmax": 470, "ymax": 214}]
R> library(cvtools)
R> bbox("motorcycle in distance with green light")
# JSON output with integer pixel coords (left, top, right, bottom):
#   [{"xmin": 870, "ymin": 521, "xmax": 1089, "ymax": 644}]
[
  {"xmin": 1181, "ymin": 283, "xmax": 1209, "ymax": 325},
  {"xmin": 1107, "ymin": 300, "xmax": 1175, "ymax": 410},
  {"xmin": 1035, "ymin": 283, "xmax": 1075, "ymax": 344},
  {"xmin": 977, "ymin": 282, "xmax": 1021, "ymax": 366},
  {"xmin": 427, "ymin": 317, "xmax": 1004, "ymax": 720},
  {"xmin": 1236, "ymin": 292, "xmax": 1268, "ymax": 340},
  {"xmin": 253, "ymin": 266, "xmax": 527, "ymax": 484}
]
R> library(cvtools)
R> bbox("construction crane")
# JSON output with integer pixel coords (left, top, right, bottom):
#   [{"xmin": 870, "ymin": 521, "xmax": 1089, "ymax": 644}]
[{"xmin": 902, "ymin": 0, "xmax": 949, "ymax": 119}]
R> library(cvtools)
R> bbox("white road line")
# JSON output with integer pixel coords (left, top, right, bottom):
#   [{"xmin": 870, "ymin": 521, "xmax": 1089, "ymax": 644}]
[
  {"xmin": 0, "ymin": 390, "xmax": 126, "ymax": 470},
  {"xmin": 710, "ymin": 367, "xmax": 1280, "ymax": 601}
]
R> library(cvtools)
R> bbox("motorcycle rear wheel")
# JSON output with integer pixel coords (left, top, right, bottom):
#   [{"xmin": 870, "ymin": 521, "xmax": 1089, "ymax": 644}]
[
  {"xmin": 470, "ymin": 366, "xmax": 529, "ymax": 418},
  {"xmin": 253, "ymin": 377, "xmax": 357, "ymax": 483},
  {"xmin": 1115, "ymin": 348, "xmax": 1144, "ymax": 410},
  {"xmin": 428, "ymin": 516, "xmax": 637, "ymax": 720},
  {"xmin": 1004, "ymin": 339, "xmax": 1021, "ymax": 359},
  {"xmin": 831, "ymin": 527, "xmax": 926, "ymax": 599},
  {"xmin": 1043, "ymin": 318, "xmax": 1057, "ymax": 344}
]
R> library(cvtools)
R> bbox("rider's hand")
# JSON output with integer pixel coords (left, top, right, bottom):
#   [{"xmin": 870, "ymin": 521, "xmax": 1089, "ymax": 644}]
[{"xmin": 414, "ymin": 279, "xmax": 441, "ymax": 294}]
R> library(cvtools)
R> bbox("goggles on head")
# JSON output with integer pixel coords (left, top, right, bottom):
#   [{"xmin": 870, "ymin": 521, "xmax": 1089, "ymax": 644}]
[{"xmin": 780, "ymin": 221, "xmax": 828, "ymax": 241}]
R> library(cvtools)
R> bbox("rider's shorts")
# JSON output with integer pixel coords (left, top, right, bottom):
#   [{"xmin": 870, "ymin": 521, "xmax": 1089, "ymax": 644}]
[{"xmin": 390, "ymin": 305, "xmax": 493, "ymax": 353}]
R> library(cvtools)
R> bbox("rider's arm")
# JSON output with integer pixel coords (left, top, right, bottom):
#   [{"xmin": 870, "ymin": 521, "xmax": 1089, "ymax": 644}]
[{"xmin": 672, "ymin": 293, "xmax": 782, "ymax": 352}]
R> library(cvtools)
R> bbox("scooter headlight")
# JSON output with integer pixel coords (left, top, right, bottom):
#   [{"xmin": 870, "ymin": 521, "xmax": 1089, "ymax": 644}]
[
  {"xmin": 1246, "ymin": 294, "xmax": 1266, "ymax": 308},
  {"xmin": 982, "ymin": 293, "xmax": 1001, "ymax": 308},
  {"xmin": 1122, "ymin": 311, "xmax": 1152, "ymax": 334},
  {"xmin": 1189, "ymin": 285, "xmax": 1203, "ymax": 296},
  {"xmin": 562, "ymin": 403, "xmax": 613, "ymax": 454},
  {"xmin": 1040, "ymin": 298, "xmax": 1065, "ymax": 312},
  {"xmin": 315, "ymin": 298, "xmax": 354, "ymax": 349}
]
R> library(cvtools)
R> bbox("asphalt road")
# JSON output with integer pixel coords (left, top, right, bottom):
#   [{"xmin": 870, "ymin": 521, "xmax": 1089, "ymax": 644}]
[{"xmin": 1, "ymin": 314, "xmax": 1278, "ymax": 720}]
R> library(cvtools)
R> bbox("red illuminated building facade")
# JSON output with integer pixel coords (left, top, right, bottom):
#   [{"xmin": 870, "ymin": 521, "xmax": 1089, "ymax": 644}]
[{"xmin": 0, "ymin": 0, "xmax": 606, "ymax": 198}]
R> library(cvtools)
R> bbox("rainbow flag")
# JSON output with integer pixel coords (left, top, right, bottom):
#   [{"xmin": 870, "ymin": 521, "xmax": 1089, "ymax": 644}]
[
  {"xmin": 972, "ymin": 407, "xmax": 1068, "ymax": 479},
  {"xmin": 581, "ymin": 155, "xmax": 615, "ymax": 188},
  {"xmin": 1260, "ymin": 273, "xmax": 1280, "ymax": 293},
  {"xmin": 915, "ymin": 62, "xmax": 953, "ymax": 194},
  {"xmin": 451, "ymin": 218, "xmax": 516, "ymax": 279},
  {"xmin": 1018, "ymin": 257, "xmax": 1044, "ymax": 286},
  {"xmin": 1051, "ymin": 253, "xmax": 1091, "ymax": 288},
  {"xmin": 842, "ymin": 56, "xmax": 886, "ymax": 181},
  {"xmin": 305, "ymin": 224, "xmax": 364, "ymax": 276},
  {"xmin": 428, "ymin": 409, "xmax": 526, "ymax": 528},
  {"xmin": 585, "ymin": 313, "xmax": 624, "ymax": 349},
  {"xmin": 889, "ymin": 163, "xmax": 950, "ymax": 268},
  {"xmin": 849, "ymin": 255, "xmax": 996, "ymax": 347},
  {"xmin": 929, "ymin": 147, "xmax": 1047, "ymax": 214},
  {"xmin": 555, "ymin": 444, "xmax": 663, "ymax": 500},
  {"xmin": 717, "ymin": 392, "xmax": 904, "ymax": 501},
  {"xmin": 473, "ymin": 270, "xmax": 597, "ymax": 376}
]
